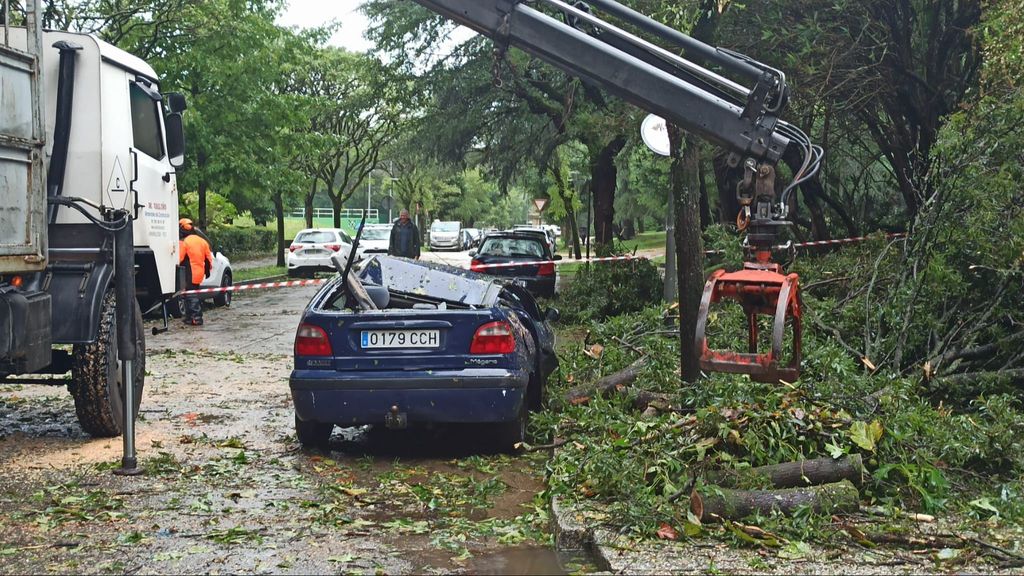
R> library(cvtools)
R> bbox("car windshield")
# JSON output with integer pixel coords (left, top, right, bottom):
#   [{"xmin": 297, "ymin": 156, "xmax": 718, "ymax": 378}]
[
  {"xmin": 479, "ymin": 238, "xmax": 545, "ymax": 258},
  {"xmin": 432, "ymin": 222, "xmax": 459, "ymax": 232},
  {"xmin": 295, "ymin": 231, "xmax": 336, "ymax": 244},
  {"xmin": 361, "ymin": 228, "xmax": 390, "ymax": 240}
]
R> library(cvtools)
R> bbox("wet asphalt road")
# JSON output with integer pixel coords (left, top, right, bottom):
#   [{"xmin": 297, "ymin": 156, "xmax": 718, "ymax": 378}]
[{"xmin": 0, "ymin": 278, "xmax": 561, "ymax": 575}]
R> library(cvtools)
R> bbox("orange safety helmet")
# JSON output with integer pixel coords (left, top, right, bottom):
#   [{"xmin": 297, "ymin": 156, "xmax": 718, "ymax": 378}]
[{"xmin": 179, "ymin": 218, "xmax": 194, "ymax": 231}]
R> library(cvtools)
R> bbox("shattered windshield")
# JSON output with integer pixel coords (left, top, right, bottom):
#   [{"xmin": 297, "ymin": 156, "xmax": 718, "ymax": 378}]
[{"xmin": 358, "ymin": 256, "xmax": 502, "ymax": 307}]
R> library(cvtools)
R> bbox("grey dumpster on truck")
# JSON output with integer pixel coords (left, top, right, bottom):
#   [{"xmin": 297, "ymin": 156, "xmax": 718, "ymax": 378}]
[{"xmin": 0, "ymin": 0, "xmax": 186, "ymax": 469}]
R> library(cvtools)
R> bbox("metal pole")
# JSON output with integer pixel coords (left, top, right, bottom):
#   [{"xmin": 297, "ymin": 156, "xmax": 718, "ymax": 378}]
[
  {"xmin": 4, "ymin": 0, "xmax": 9, "ymax": 47},
  {"xmin": 112, "ymin": 213, "xmax": 141, "ymax": 476}
]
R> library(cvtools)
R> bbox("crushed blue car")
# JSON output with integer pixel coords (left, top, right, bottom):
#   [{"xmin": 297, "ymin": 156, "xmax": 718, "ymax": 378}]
[{"xmin": 289, "ymin": 255, "xmax": 559, "ymax": 451}]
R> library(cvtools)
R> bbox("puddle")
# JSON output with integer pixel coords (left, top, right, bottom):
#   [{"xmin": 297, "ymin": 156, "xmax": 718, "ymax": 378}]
[{"xmin": 467, "ymin": 546, "xmax": 597, "ymax": 575}]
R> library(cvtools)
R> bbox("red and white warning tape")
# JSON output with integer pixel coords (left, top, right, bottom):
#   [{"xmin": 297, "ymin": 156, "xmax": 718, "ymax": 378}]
[
  {"xmin": 471, "ymin": 254, "xmax": 637, "ymax": 270},
  {"xmin": 175, "ymin": 233, "xmax": 910, "ymax": 297},
  {"xmin": 179, "ymin": 278, "xmax": 325, "ymax": 297},
  {"xmin": 792, "ymin": 232, "xmax": 907, "ymax": 250}
]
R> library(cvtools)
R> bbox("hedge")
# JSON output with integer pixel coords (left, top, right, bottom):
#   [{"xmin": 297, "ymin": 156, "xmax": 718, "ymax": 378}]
[{"xmin": 206, "ymin": 224, "xmax": 276, "ymax": 258}]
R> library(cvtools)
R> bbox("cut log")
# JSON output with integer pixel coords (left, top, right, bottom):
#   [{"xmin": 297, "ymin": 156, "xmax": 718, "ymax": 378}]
[
  {"xmin": 706, "ymin": 455, "xmax": 864, "ymax": 489},
  {"xmin": 695, "ymin": 480, "xmax": 859, "ymax": 521}
]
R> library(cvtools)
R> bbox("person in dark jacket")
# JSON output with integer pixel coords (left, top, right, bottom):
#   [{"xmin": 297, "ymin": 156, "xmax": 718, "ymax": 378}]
[
  {"xmin": 179, "ymin": 218, "xmax": 214, "ymax": 326},
  {"xmin": 388, "ymin": 209, "xmax": 421, "ymax": 259}
]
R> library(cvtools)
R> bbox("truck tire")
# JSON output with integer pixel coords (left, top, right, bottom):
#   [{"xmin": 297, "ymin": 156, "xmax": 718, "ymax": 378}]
[
  {"xmin": 214, "ymin": 271, "xmax": 232, "ymax": 307},
  {"xmin": 295, "ymin": 415, "xmax": 333, "ymax": 449},
  {"xmin": 70, "ymin": 291, "xmax": 145, "ymax": 437}
]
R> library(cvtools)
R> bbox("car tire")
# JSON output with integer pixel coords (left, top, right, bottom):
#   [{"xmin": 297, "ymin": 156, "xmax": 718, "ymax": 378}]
[
  {"xmin": 214, "ymin": 271, "xmax": 232, "ymax": 308},
  {"xmin": 295, "ymin": 414, "xmax": 333, "ymax": 449},
  {"xmin": 493, "ymin": 400, "xmax": 527, "ymax": 453},
  {"xmin": 166, "ymin": 296, "xmax": 185, "ymax": 319},
  {"xmin": 70, "ymin": 291, "xmax": 145, "ymax": 437},
  {"xmin": 527, "ymin": 370, "xmax": 545, "ymax": 412}
]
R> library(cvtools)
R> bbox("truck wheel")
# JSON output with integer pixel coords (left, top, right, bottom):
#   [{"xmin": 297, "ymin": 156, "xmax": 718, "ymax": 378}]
[
  {"xmin": 295, "ymin": 415, "xmax": 333, "ymax": 449},
  {"xmin": 214, "ymin": 271, "xmax": 232, "ymax": 307},
  {"xmin": 70, "ymin": 291, "xmax": 145, "ymax": 437}
]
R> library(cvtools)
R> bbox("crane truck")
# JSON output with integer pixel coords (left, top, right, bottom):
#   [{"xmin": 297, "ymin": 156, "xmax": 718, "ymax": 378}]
[
  {"xmin": 410, "ymin": 0, "xmax": 823, "ymax": 382},
  {"xmin": 0, "ymin": 0, "xmax": 185, "ymax": 462}
]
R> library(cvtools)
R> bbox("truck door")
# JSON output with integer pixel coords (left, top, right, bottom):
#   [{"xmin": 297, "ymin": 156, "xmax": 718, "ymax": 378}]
[{"xmin": 127, "ymin": 78, "xmax": 178, "ymax": 296}]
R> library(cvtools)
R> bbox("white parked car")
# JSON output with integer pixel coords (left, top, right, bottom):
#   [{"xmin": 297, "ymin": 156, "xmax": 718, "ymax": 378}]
[
  {"xmin": 200, "ymin": 252, "xmax": 234, "ymax": 307},
  {"xmin": 358, "ymin": 224, "xmax": 392, "ymax": 256},
  {"xmin": 287, "ymin": 228, "xmax": 361, "ymax": 278},
  {"xmin": 429, "ymin": 220, "xmax": 463, "ymax": 251}
]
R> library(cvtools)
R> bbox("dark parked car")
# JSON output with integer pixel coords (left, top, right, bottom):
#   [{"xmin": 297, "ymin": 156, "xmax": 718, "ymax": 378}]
[
  {"xmin": 470, "ymin": 232, "xmax": 559, "ymax": 298},
  {"xmin": 289, "ymin": 255, "xmax": 559, "ymax": 451}
]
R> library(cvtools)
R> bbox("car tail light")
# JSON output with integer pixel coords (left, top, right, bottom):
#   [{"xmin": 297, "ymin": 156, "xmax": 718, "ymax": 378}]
[
  {"xmin": 289, "ymin": 244, "xmax": 300, "ymax": 253},
  {"xmin": 295, "ymin": 324, "xmax": 332, "ymax": 356},
  {"xmin": 326, "ymin": 244, "xmax": 342, "ymax": 252},
  {"xmin": 470, "ymin": 321, "xmax": 515, "ymax": 354},
  {"xmin": 470, "ymin": 259, "xmax": 486, "ymax": 273},
  {"xmin": 537, "ymin": 262, "xmax": 555, "ymax": 276}
]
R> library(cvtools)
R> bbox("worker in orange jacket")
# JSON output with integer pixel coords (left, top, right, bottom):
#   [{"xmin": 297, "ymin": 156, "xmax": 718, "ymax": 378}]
[{"xmin": 179, "ymin": 218, "xmax": 214, "ymax": 326}]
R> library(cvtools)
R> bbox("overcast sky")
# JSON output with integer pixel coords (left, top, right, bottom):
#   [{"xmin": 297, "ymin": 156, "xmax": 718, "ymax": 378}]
[{"xmin": 278, "ymin": 0, "xmax": 373, "ymax": 53}]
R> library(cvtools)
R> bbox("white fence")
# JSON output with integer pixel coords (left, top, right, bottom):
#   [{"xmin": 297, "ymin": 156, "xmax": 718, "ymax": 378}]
[{"xmin": 290, "ymin": 207, "xmax": 380, "ymax": 221}]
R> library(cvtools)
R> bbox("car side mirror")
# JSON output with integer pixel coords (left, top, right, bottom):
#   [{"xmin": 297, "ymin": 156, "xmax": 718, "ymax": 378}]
[
  {"xmin": 553, "ymin": 254, "xmax": 562, "ymax": 261},
  {"xmin": 468, "ymin": 250, "xmax": 476, "ymax": 257},
  {"xmin": 165, "ymin": 112, "xmax": 186, "ymax": 169},
  {"xmin": 545, "ymin": 307, "xmax": 560, "ymax": 322}
]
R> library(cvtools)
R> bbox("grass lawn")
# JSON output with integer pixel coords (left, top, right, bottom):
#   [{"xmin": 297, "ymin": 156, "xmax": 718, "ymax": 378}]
[
  {"xmin": 616, "ymin": 230, "xmax": 667, "ymax": 252},
  {"xmin": 233, "ymin": 264, "xmax": 286, "ymax": 282}
]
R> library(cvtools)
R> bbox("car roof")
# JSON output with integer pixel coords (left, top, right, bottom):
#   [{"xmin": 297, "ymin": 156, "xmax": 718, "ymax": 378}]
[
  {"xmin": 296, "ymin": 228, "xmax": 344, "ymax": 234},
  {"xmin": 357, "ymin": 256, "xmax": 504, "ymax": 307},
  {"xmin": 483, "ymin": 231, "xmax": 548, "ymax": 242}
]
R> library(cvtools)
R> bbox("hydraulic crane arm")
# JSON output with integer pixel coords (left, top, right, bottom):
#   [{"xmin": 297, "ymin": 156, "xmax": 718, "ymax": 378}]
[{"xmin": 410, "ymin": 0, "xmax": 792, "ymax": 164}]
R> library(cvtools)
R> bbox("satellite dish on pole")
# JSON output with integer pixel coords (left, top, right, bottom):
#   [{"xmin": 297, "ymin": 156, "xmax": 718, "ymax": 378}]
[{"xmin": 640, "ymin": 114, "xmax": 671, "ymax": 157}]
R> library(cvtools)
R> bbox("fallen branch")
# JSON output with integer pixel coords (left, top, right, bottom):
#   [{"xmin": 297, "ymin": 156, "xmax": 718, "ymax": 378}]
[
  {"xmin": 706, "ymin": 455, "xmax": 864, "ymax": 489},
  {"xmin": 564, "ymin": 358, "xmax": 648, "ymax": 404},
  {"xmin": 695, "ymin": 480, "xmax": 859, "ymax": 521}
]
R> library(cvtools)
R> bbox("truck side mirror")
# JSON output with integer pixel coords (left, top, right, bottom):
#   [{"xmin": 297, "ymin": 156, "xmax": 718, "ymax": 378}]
[
  {"xmin": 165, "ymin": 113, "xmax": 186, "ymax": 169},
  {"xmin": 166, "ymin": 92, "xmax": 187, "ymax": 113}
]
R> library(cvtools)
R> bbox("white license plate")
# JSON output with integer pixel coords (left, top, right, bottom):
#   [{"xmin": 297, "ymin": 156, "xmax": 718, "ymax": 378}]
[
  {"xmin": 361, "ymin": 329, "xmax": 440, "ymax": 349},
  {"xmin": 302, "ymin": 248, "xmax": 326, "ymax": 255}
]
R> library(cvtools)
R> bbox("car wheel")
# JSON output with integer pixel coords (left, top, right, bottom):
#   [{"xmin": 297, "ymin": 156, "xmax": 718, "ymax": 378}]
[
  {"xmin": 166, "ymin": 296, "xmax": 185, "ymax": 319},
  {"xmin": 527, "ymin": 370, "xmax": 545, "ymax": 412},
  {"xmin": 295, "ymin": 414, "xmax": 333, "ymax": 449},
  {"xmin": 493, "ymin": 400, "xmax": 527, "ymax": 453},
  {"xmin": 214, "ymin": 271, "xmax": 232, "ymax": 307}
]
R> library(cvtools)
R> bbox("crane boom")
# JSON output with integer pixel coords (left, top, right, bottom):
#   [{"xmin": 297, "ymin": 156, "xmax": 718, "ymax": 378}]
[{"xmin": 410, "ymin": 0, "xmax": 791, "ymax": 163}]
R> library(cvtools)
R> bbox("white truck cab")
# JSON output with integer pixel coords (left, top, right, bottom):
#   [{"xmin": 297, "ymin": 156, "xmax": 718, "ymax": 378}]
[{"xmin": 1, "ymin": 5, "xmax": 186, "ymax": 443}]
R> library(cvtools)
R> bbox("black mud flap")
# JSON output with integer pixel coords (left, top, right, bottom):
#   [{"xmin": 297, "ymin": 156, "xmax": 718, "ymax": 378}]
[{"xmin": 0, "ymin": 289, "xmax": 52, "ymax": 373}]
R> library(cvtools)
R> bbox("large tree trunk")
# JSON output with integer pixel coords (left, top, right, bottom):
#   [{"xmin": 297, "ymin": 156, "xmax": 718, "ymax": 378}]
[
  {"xmin": 590, "ymin": 135, "xmax": 627, "ymax": 251},
  {"xmin": 671, "ymin": 130, "xmax": 705, "ymax": 383},
  {"xmin": 273, "ymin": 192, "xmax": 286, "ymax": 267},
  {"xmin": 304, "ymin": 177, "xmax": 317, "ymax": 229},
  {"xmin": 698, "ymin": 159, "xmax": 712, "ymax": 230},
  {"xmin": 331, "ymin": 193, "xmax": 343, "ymax": 229}
]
